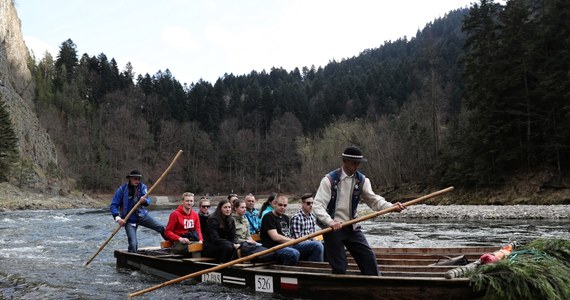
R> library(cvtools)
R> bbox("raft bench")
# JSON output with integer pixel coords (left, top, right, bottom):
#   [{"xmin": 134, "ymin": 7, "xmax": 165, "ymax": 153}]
[
  {"xmin": 159, "ymin": 240, "xmax": 272, "ymax": 266},
  {"xmin": 160, "ymin": 240, "xmax": 204, "ymax": 258}
]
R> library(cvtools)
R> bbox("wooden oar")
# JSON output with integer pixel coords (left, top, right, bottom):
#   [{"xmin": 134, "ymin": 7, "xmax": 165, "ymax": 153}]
[
  {"xmin": 83, "ymin": 150, "xmax": 184, "ymax": 267},
  {"xmin": 128, "ymin": 186, "xmax": 454, "ymax": 298}
]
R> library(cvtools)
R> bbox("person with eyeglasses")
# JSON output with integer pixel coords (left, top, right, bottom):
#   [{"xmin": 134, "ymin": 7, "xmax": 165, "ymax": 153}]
[
  {"xmin": 289, "ymin": 193, "xmax": 319, "ymax": 240},
  {"xmin": 198, "ymin": 197, "xmax": 211, "ymax": 238},
  {"xmin": 260, "ymin": 195, "xmax": 323, "ymax": 265},
  {"xmin": 110, "ymin": 170, "xmax": 165, "ymax": 253},
  {"xmin": 164, "ymin": 192, "xmax": 203, "ymax": 255},
  {"xmin": 313, "ymin": 146, "xmax": 406, "ymax": 275}
]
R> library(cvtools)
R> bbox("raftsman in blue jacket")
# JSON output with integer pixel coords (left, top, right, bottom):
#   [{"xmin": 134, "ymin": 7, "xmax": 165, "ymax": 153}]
[{"xmin": 110, "ymin": 182, "xmax": 151, "ymax": 224}]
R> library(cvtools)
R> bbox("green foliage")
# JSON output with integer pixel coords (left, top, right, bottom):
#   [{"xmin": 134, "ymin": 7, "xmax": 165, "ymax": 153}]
[
  {"xmin": 470, "ymin": 239, "xmax": 570, "ymax": 300},
  {"xmin": 524, "ymin": 239, "xmax": 570, "ymax": 268},
  {"xmin": 54, "ymin": 39, "xmax": 78, "ymax": 86},
  {"xmin": 46, "ymin": 161, "xmax": 62, "ymax": 179},
  {"xmin": 442, "ymin": 0, "xmax": 570, "ymax": 186},
  {"xmin": 0, "ymin": 97, "xmax": 18, "ymax": 181},
  {"xmin": 31, "ymin": 53, "xmax": 56, "ymax": 107},
  {"xmin": 16, "ymin": 158, "xmax": 35, "ymax": 188}
]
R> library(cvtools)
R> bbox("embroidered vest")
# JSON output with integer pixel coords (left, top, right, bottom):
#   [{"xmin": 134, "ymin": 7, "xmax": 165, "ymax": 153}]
[{"xmin": 326, "ymin": 168, "xmax": 365, "ymax": 220}]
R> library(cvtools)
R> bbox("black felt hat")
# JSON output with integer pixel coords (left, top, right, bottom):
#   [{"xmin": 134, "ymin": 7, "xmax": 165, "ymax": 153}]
[
  {"xmin": 126, "ymin": 170, "xmax": 143, "ymax": 179},
  {"xmin": 340, "ymin": 146, "xmax": 367, "ymax": 162}
]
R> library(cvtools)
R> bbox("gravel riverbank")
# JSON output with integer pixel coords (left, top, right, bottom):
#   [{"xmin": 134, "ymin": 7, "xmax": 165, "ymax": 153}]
[
  {"xmin": 283, "ymin": 203, "xmax": 570, "ymax": 220},
  {"xmin": 370, "ymin": 204, "xmax": 570, "ymax": 219},
  {"xmin": 0, "ymin": 182, "xmax": 106, "ymax": 212}
]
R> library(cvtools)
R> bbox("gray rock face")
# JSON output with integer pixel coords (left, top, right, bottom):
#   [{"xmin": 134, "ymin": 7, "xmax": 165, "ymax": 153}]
[
  {"xmin": 0, "ymin": 0, "xmax": 31, "ymax": 98},
  {"xmin": 0, "ymin": 0, "xmax": 58, "ymax": 185}
]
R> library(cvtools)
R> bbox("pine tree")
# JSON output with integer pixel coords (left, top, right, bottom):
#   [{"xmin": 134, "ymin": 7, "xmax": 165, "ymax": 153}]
[
  {"xmin": 452, "ymin": 0, "xmax": 504, "ymax": 186},
  {"xmin": 0, "ymin": 96, "xmax": 18, "ymax": 182},
  {"xmin": 495, "ymin": 0, "xmax": 539, "ymax": 171},
  {"xmin": 54, "ymin": 39, "xmax": 78, "ymax": 85},
  {"xmin": 535, "ymin": 0, "xmax": 570, "ymax": 178}
]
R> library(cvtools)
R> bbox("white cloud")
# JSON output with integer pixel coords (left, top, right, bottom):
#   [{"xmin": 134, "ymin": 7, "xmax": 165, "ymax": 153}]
[
  {"xmin": 203, "ymin": 25, "xmax": 238, "ymax": 47},
  {"xmin": 160, "ymin": 25, "xmax": 201, "ymax": 50}
]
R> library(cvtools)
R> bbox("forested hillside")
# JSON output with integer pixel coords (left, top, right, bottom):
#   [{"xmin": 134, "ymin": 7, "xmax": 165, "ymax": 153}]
[{"xmin": 14, "ymin": 0, "xmax": 569, "ymax": 200}]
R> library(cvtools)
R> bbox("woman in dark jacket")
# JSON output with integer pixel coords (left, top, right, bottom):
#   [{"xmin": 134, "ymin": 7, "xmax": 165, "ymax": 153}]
[{"xmin": 203, "ymin": 199, "xmax": 240, "ymax": 262}]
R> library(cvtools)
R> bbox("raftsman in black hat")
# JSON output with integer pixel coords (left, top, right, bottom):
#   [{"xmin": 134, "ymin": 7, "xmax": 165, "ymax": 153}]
[
  {"xmin": 341, "ymin": 146, "xmax": 367, "ymax": 162},
  {"xmin": 126, "ymin": 170, "xmax": 143, "ymax": 179}
]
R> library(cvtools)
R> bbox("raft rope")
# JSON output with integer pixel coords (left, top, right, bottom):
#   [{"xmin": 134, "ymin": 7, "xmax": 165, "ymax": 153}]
[{"xmin": 507, "ymin": 250, "xmax": 550, "ymax": 263}]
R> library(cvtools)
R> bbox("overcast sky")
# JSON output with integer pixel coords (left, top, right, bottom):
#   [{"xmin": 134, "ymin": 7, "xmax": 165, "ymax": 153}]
[{"xmin": 16, "ymin": 0, "xmax": 477, "ymax": 85}]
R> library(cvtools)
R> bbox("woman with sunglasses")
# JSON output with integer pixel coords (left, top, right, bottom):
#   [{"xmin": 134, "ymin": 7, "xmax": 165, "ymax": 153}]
[
  {"xmin": 197, "ymin": 197, "xmax": 210, "ymax": 237},
  {"xmin": 203, "ymin": 199, "xmax": 240, "ymax": 262}
]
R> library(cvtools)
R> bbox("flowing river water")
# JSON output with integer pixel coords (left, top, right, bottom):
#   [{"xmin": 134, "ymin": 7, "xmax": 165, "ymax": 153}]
[{"xmin": 0, "ymin": 205, "xmax": 568, "ymax": 300}]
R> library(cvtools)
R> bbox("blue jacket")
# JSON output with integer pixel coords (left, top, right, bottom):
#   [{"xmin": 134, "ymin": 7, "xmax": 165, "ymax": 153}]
[
  {"xmin": 244, "ymin": 208, "xmax": 261, "ymax": 234},
  {"xmin": 110, "ymin": 183, "xmax": 151, "ymax": 223}
]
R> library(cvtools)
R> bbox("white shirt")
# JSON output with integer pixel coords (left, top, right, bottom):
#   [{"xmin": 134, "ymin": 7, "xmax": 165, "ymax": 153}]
[{"xmin": 313, "ymin": 168, "xmax": 393, "ymax": 225}]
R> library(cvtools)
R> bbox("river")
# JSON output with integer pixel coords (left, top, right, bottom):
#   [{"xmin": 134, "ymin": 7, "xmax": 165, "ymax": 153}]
[{"xmin": 0, "ymin": 206, "xmax": 568, "ymax": 300}]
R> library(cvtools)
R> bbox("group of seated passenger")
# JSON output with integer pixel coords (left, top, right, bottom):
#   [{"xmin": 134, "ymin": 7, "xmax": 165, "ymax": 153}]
[{"xmin": 164, "ymin": 192, "xmax": 323, "ymax": 265}]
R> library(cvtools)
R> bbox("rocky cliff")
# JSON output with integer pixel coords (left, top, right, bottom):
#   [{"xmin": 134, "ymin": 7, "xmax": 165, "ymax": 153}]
[{"xmin": 0, "ymin": 0, "xmax": 59, "ymax": 187}]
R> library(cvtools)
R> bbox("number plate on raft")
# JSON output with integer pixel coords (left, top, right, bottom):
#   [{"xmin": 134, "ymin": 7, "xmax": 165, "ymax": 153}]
[
  {"xmin": 255, "ymin": 275, "xmax": 273, "ymax": 293},
  {"xmin": 202, "ymin": 272, "xmax": 222, "ymax": 283}
]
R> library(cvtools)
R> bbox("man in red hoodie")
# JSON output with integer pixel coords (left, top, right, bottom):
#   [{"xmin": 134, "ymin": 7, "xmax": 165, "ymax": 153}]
[{"xmin": 165, "ymin": 192, "xmax": 203, "ymax": 254}]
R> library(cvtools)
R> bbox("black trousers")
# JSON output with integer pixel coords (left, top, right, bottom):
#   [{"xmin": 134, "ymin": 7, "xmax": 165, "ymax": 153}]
[
  {"xmin": 203, "ymin": 240, "xmax": 236, "ymax": 263},
  {"xmin": 323, "ymin": 225, "xmax": 379, "ymax": 275}
]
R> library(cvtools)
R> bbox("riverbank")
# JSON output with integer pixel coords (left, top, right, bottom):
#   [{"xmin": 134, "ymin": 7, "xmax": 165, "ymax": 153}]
[
  {"xmin": 368, "ymin": 204, "xmax": 570, "ymax": 219},
  {"xmin": 0, "ymin": 182, "xmax": 107, "ymax": 211}
]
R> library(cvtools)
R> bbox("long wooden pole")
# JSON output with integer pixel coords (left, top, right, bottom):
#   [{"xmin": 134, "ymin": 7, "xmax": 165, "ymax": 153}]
[
  {"xmin": 128, "ymin": 186, "xmax": 454, "ymax": 298},
  {"xmin": 84, "ymin": 150, "xmax": 184, "ymax": 267}
]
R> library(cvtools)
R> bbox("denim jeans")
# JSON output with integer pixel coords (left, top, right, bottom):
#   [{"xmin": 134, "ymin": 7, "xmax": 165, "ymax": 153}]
[
  {"xmin": 292, "ymin": 241, "xmax": 324, "ymax": 262},
  {"xmin": 274, "ymin": 241, "xmax": 324, "ymax": 265},
  {"xmin": 274, "ymin": 247, "xmax": 300, "ymax": 265},
  {"xmin": 124, "ymin": 213, "xmax": 165, "ymax": 253}
]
